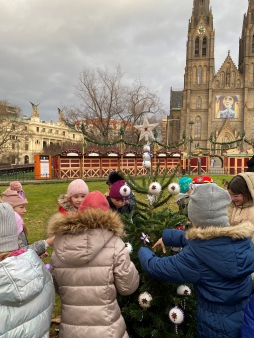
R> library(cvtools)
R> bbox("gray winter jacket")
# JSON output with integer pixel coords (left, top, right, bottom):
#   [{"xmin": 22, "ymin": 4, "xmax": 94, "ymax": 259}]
[{"xmin": 0, "ymin": 249, "xmax": 55, "ymax": 337}]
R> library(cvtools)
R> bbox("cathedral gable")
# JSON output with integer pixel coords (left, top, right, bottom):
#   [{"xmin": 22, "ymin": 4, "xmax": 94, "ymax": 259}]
[{"xmin": 213, "ymin": 54, "xmax": 243, "ymax": 89}]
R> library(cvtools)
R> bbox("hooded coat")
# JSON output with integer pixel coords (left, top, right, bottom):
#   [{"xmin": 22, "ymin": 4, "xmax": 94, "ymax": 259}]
[
  {"xmin": 228, "ymin": 172, "xmax": 254, "ymax": 225},
  {"xmin": 0, "ymin": 249, "xmax": 55, "ymax": 337},
  {"xmin": 47, "ymin": 208, "xmax": 139, "ymax": 338},
  {"xmin": 138, "ymin": 222, "xmax": 254, "ymax": 338}
]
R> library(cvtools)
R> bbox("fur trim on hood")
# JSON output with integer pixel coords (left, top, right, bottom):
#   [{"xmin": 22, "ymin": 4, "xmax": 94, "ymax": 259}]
[
  {"xmin": 47, "ymin": 208, "xmax": 124, "ymax": 237},
  {"xmin": 57, "ymin": 194, "xmax": 77, "ymax": 212},
  {"xmin": 186, "ymin": 221, "xmax": 254, "ymax": 240}
]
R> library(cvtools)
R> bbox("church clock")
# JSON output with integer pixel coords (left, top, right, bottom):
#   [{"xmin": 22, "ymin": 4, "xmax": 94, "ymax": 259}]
[{"xmin": 197, "ymin": 25, "xmax": 206, "ymax": 34}]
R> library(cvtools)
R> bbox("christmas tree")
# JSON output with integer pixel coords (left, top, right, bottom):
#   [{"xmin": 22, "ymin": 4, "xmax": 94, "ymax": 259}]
[{"xmin": 118, "ymin": 143, "xmax": 197, "ymax": 338}]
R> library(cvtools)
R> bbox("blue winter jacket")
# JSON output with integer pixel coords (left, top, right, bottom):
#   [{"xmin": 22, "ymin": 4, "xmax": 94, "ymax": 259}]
[
  {"xmin": 241, "ymin": 294, "xmax": 254, "ymax": 337},
  {"xmin": 138, "ymin": 221, "xmax": 254, "ymax": 338}
]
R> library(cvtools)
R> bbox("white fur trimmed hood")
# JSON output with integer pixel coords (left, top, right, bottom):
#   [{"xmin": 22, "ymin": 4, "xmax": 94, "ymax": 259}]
[{"xmin": 186, "ymin": 221, "xmax": 254, "ymax": 240}]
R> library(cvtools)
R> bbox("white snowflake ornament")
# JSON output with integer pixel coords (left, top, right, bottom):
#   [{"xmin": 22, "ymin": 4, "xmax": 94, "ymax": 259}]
[
  {"xmin": 143, "ymin": 160, "xmax": 151, "ymax": 169},
  {"xmin": 177, "ymin": 285, "xmax": 192, "ymax": 296},
  {"xmin": 148, "ymin": 182, "xmax": 162, "ymax": 195},
  {"xmin": 143, "ymin": 152, "xmax": 151, "ymax": 161},
  {"xmin": 146, "ymin": 194, "xmax": 157, "ymax": 205},
  {"xmin": 125, "ymin": 242, "xmax": 133, "ymax": 254},
  {"xmin": 168, "ymin": 182, "xmax": 180, "ymax": 195},
  {"xmin": 138, "ymin": 291, "xmax": 153, "ymax": 309},
  {"xmin": 119, "ymin": 184, "xmax": 131, "ymax": 197}
]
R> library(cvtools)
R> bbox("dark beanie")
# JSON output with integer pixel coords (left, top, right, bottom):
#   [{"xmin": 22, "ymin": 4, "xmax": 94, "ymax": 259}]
[
  {"xmin": 188, "ymin": 184, "xmax": 231, "ymax": 228},
  {"xmin": 106, "ymin": 171, "xmax": 123, "ymax": 185}
]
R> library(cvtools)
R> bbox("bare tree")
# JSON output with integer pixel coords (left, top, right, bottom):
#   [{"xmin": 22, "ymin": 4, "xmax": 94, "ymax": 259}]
[
  {"xmin": 64, "ymin": 66, "xmax": 165, "ymax": 143},
  {"xmin": 0, "ymin": 100, "xmax": 23, "ymax": 155}
]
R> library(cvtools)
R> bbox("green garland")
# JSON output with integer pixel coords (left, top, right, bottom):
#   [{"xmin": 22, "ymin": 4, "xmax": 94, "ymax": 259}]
[{"xmin": 83, "ymin": 136, "xmax": 185, "ymax": 150}]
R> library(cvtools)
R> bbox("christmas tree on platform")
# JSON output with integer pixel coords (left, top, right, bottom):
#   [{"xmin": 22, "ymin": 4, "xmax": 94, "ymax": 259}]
[{"xmin": 116, "ymin": 116, "xmax": 197, "ymax": 337}]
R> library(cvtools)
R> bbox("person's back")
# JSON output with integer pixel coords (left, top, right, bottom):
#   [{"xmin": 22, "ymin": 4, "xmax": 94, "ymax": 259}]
[
  {"xmin": 138, "ymin": 184, "xmax": 254, "ymax": 338},
  {"xmin": 0, "ymin": 203, "xmax": 55, "ymax": 337},
  {"xmin": 48, "ymin": 191, "xmax": 139, "ymax": 338}
]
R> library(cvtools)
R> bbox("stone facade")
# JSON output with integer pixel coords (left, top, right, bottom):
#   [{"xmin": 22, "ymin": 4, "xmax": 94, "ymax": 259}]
[
  {"xmin": 6, "ymin": 104, "xmax": 83, "ymax": 165},
  {"xmin": 167, "ymin": 0, "xmax": 254, "ymax": 155}
]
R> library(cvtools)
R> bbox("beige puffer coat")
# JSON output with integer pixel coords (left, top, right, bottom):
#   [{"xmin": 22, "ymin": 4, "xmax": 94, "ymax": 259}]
[
  {"xmin": 47, "ymin": 208, "xmax": 139, "ymax": 338},
  {"xmin": 228, "ymin": 172, "xmax": 254, "ymax": 225}
]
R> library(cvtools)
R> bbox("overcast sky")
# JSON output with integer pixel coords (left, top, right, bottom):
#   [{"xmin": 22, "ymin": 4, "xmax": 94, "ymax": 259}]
[{"xmin": 0, "ymin": 0, "xmax": 247, "ymax": 122}]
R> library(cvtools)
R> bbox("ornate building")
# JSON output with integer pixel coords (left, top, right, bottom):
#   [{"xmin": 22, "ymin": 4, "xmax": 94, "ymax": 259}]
[
  {"xmin": 167, "ymin": 0, "xmax": 254, "ymax": 154},
  {"xmin": 6, "ymin": 103, "xmax": 83, "ymax": 165}
]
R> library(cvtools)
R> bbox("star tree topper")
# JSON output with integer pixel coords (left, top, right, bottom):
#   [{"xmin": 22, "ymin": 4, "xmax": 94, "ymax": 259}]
[{"xmin": 134, "ymin": 116, "xmax": 159, "ymax": 141}]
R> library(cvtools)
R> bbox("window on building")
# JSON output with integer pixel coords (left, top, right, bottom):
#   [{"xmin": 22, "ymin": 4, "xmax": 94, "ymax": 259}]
[
  {"xmin": 12, "ymin": 124, "xmax": 15, "ymax": 130},
  {"xmin": 195, "ymin": 37, "xmax": 199, "ymax": 57},
  {"xmin": 12, "ymin": 143, "xmax": 15, "ymax": 150},
  {"xmin": 25, "ymin": 144, "xmax": 29, "ymax": 151},
  {"xmin": 55, "ymin": 130, "xmax": 59, "ymax": 134},
  {"xmin": 36, "ymin": 127, "xmax": 39, "ymax": 132},
  {"xmin": 42, "ymin": 128, "xmax": 45, "ymax": 132},
  {"xmin": 11, "ymin": 135, "xmax": 16, "ymax": 140},
  {"xmin": 62, "ymin": 131, "xmax": 65, "ymax": 136},
  {"xmin": 202, "ymin": 37, "xmax": 207, "ymax": 57},
  {"xmin": 24, "ymin": 126, "xmax": 28, "ymax": 131},
  {"xmin": 197, "ymin": 66, "xmax": 202, "ymax": 84},
  {"xmin": 197, "ymin": 97, "xmax": 202, "ymax": 109},
  {"xmin": 194, "ymin": 116, "xmax": 201, "ymax": 138},
  {"xmin": 25, "ymin": 136, "xmax": 29, "ymax": 141},
  {"xmin": 49, "ymin": 129, "xmax": 52, "ymax": 133},
  {"xmin": 73, "ymin": 134, "xmax": 75, "ymax": 139}
]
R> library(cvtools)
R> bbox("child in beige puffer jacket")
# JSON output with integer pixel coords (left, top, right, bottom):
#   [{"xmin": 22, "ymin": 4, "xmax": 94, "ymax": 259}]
[{"xmin": 48, "ymin": 190, "xmax": 139, "ymax": 338}]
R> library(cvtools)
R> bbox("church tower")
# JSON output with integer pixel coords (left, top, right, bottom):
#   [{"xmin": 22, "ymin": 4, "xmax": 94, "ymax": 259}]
[
  {"xmin": 238, "ymin": 0, "xmax": 254, "ymax": 137},
  {"xmin": 239, "ymin": 0, "xmax": 254, "ymax": 77},
  {"xmin": 168, "ymin": 0, "xmax": 254, "ymax": 154},
  {"xmin": 181, "ymin": 0, "xmax": 215, "ymax": 149}
]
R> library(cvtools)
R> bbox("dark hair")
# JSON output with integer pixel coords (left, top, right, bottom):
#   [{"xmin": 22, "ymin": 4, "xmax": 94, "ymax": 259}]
[{"xmin": 227, "ymin": 175, "xmax": 252, "ymax": 201}]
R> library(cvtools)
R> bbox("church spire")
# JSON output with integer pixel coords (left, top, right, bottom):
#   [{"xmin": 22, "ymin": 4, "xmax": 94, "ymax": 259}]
[
  {"xmin": 238, "ymin": 0, "xmax": 254, "ymax": 74},
  {"xmin": 189, "ymin": 0, "xmax": 212, "ymax": 32},
  {"xmin": 192, "ymin": 0, "xmax": 210, "ymax": 19}
]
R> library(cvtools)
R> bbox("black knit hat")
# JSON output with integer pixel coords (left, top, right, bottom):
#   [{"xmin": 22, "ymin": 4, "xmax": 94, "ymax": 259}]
[{"xmin": 106, "ymin": 171, "xmax": 123, "ymax": 185}]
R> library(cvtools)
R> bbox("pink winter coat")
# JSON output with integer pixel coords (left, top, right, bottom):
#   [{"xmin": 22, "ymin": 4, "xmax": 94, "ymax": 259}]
[{"xmin": 47, "ymin": 208, "xmax": 139, "ymax": 338}]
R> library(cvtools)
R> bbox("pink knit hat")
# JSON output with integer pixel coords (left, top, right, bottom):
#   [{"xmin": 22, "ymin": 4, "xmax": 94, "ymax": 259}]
[
  {"xmin": 1, "ymin": 181, "xmax": 28, "ymax": 207},
  {"xmin": 66, "ymin": 179, "xmax": 89, "ymax": 199},
  {"xmin": 109, "ymin": 180, "xmax": 129, "ymax": 200},
  {"xmin": 79, "ymin": 191, "xmax": 109, "ymax": 212}
]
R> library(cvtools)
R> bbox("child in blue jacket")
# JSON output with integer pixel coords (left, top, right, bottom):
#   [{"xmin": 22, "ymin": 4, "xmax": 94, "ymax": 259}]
[{"xmin": 138, "ymin": 183, "xmax": 254, "ymax": 338}]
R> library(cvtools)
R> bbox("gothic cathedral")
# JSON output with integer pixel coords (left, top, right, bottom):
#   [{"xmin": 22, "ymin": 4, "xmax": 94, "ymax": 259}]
[{"xmin": 169, "ymin": 0, "xmax": 254, "ymax": 154}]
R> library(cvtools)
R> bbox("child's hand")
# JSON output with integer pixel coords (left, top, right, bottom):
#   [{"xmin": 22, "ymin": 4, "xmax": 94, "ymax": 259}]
[
  {"xmin": 40, "ymin": 252, "xmax": 49, "ymax": 259},
  {"xmin": 152, "ymin": 238, "xmax": 166, "ymax": 253},
  {"xmin": 45, "ymin": 237, "xmax": 55, "ymax": 247}
]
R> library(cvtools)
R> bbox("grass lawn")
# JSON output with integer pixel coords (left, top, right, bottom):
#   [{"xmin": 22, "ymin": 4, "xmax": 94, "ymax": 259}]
[{"xmin": 0, "ymin": 174, "xmax": 233, "ymax": 335}]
